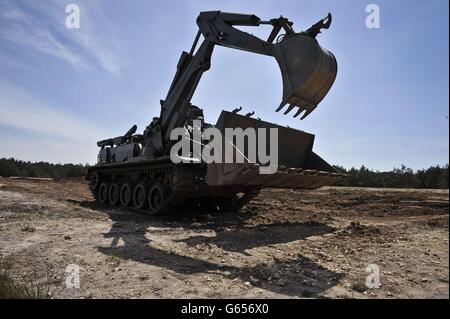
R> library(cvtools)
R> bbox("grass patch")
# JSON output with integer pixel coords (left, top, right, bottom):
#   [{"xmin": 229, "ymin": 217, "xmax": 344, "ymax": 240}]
[{"xmin": 0, "ymin": 254, "xmax": 60, "ymax": 299}]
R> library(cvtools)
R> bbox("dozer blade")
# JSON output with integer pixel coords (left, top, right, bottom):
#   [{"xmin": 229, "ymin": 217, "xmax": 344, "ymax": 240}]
[
  {"xmin": 207, "ymin": 163, "xmax": 344, "ymax": 189},
  {"xmin": 273, "ymin": 33, "xmax": 337, "ymax": 119},
  {"xmin": 205, "ymin": 111, "xmax": 344, "ymax": 189}
]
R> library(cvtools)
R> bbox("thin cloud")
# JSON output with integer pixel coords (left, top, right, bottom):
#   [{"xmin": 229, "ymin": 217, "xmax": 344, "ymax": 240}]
[
  {"xmin": 68, "ymin": 1, "xmax": 124, "ymax": 75},
  {"xmin": 0, "ymin": 0, "xmax": 124, "ymax": 75},
  {"xmin": 1, "ymin": 26, "xmax": 90, "ymax": 72},
  {"xmin": 1, "ymin": 7, "xmax": 26, "ymax": 20},
  {"xmin": 0, "ymin": 81, "xmax": 105, "ymax": 144}
]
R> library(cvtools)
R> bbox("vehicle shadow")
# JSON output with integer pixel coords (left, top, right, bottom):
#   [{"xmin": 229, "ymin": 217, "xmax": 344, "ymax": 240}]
[
  {"xmin": 67, "ymin": 199, "xmax": 260, "ymax": 229},
  {"xmin": 174, "ymin": 222, "xmax": 335, "ymax": 255},
  {"xmin": 70, "ymin": 199, "xmax": 342, "ymax": 297}
]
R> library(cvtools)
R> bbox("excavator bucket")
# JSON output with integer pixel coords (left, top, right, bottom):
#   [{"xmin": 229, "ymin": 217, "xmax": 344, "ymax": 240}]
[{"xmin": 273, "ymin": 33, "xmax": 337, "ymax": 119}]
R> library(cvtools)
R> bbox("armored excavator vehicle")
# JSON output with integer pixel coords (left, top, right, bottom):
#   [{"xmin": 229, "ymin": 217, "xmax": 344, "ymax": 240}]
[{"xmin": 86, "ymin": 11, "xmax": 343, "ymax": 214}]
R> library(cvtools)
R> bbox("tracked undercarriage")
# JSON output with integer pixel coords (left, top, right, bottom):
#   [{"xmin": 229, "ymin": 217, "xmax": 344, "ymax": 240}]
[
  {"xmin": 88, "ymin": 157, "xmax": 260, "ymax": 214},
  {"xmin": 87, "ymin": 152, "xmax": 343, "ymax": 215}
]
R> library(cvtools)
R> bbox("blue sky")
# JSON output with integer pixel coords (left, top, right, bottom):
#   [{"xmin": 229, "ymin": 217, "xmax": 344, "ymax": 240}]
[{"xmin": 0, "ymin": 0, "xmax": 448, "ymax": 170}]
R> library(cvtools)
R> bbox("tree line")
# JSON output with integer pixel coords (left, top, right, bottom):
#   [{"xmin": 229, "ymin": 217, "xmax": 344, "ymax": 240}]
[
  {"xmin": 0, "ymin": 157, "xmax": 448, "ymax": 189},
  {"xmin": 0, "ymin": 158, "xmax": 87, "ymax": 179},
  {"xmin": 333, "ymin": 164, "xmax": 449, "ymax": 189}
]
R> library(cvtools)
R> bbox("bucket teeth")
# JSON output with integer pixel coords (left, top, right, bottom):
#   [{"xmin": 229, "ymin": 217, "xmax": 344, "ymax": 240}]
[
  {"xmin": 275, "ymin": 101, "xmax": 287, "ymax": 112},
  {"xmin": 276, "ymin": 101, "xmax": 317, "ymax": 119},
  {"xmin": 300, "ymin": 111, "xmax": 309, "ymax": 120},
  {"xmin": 300, "ymin": 107, "xmax": 315, "ymax": 120},
  {"xmin": 293, "ymin": 107, "xmax": 305, "ymax": 118},
  {"xmin": 283, "ymin": 104, "xmax": 296, "ymax": 115}
]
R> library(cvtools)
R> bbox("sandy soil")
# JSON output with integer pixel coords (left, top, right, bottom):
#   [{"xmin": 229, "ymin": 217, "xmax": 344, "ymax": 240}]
[{"xmin": 0, "ymin": 176, "xmax": 448, "ymax": 299}]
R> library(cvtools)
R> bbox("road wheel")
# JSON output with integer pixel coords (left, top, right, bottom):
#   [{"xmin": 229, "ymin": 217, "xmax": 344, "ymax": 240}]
[
  {"xmin": 98, "ymin": 182, "xmax": 109, "ymax": 204},
  {"xmin": 148, "ymin": 184, "xmax": 165, "ymax": 214},
  {"xmin": 133, "ymin": 183, "xmax": 148, "ymax": 210},
  {"xmin": 120, "ymin": 183, "xmax": 132, "ymax": 207},
  {"xmin": 108, "ymin": 183, "xmax": 120, "ymax": 206}
]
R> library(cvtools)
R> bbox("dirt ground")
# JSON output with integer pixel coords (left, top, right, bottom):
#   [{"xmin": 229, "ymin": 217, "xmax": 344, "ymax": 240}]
[{"xmin": 0, "ymin": 176, "xmax": 448, "ymax": 299}]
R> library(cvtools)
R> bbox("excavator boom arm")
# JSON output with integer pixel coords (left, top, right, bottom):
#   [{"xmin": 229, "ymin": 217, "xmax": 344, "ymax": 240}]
[
  {"xmin": 158, "ymin": 11, "xmax": 337, "ymax": 147},
  {"xmin": 159, "ymin": 11, "xmax": 289, "ymax": 139}
]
